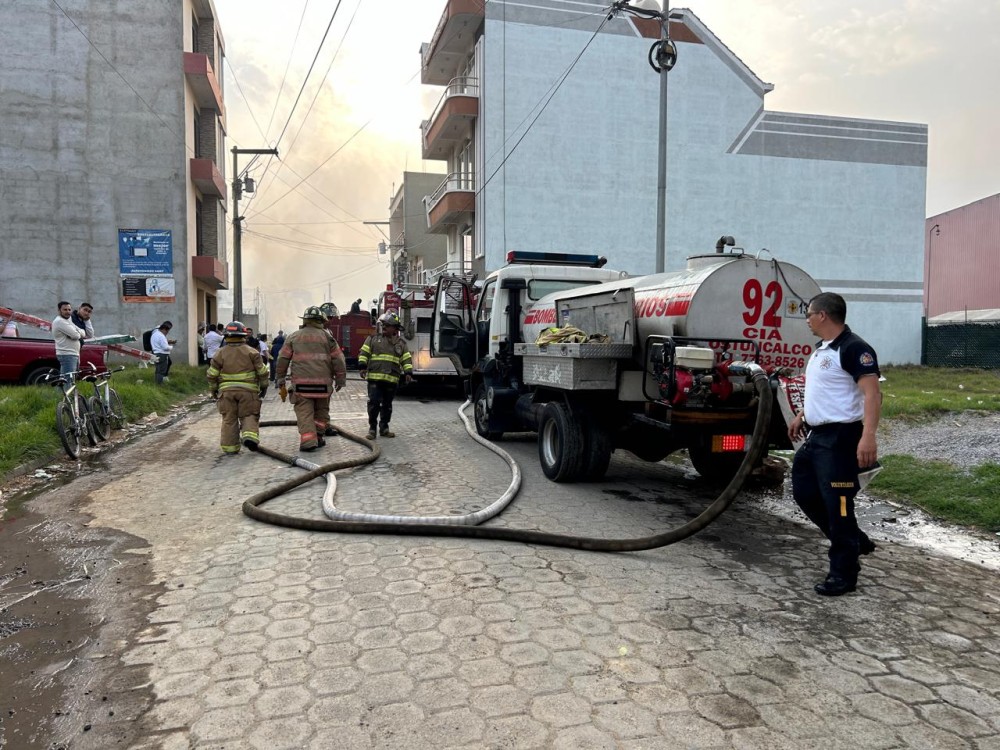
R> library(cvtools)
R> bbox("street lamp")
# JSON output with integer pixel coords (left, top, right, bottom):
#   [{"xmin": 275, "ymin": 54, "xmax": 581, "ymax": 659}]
[
  {"xmin": 610, "ymin": 0, "xmax": 677, "ymax": 274},
  {"xmin": 926, "ymin": 223, "xmax": 940, "ymax": 318}
]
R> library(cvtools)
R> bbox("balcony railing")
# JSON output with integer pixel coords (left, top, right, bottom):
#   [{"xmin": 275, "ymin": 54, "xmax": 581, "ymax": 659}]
[
  {"xmin": 421, "ymin": 77, "xmax": 479, "ymax": 159},
  {"xmin": 427, "ymin": 172, "xmax": 475, "ymax": 209},
  {"xmin": 423, "ymin": 260, "xmax": 471, "ymax": 286}
]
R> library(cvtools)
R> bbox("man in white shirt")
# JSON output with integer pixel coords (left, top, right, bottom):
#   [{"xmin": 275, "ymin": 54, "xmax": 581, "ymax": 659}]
[
  {"xmin": 52, "ymin": 300, "xmax": 84, "ymax": 386},
  {"xmin": 204, "ymin": 324, "xmax": 224, "ymax": 361},
  {"xmin": 151, "ymin": 321, "xmax": 176, "ymax": 385}
]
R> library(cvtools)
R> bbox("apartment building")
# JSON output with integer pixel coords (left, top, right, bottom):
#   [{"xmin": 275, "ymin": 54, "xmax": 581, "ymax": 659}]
[
  {"xmin": 388, "ymin": 172, "xmax": 449, "ymax": 288},
  {"xmin": 0, "ymin": 0, "xmax": 228, "ymax": 364},
  {"xmin": 416, "ymin": 1, "xmax": 928, "ymax": 363}
]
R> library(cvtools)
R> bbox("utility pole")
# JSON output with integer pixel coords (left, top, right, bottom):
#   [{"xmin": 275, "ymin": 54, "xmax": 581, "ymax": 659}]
[
  {"xmin": 610, "ymin": 1, "xmax": 676, "ymax": 273},
  {"xmin": 232, "ymin": 146, "xmax": 278, "ymax": 321}
]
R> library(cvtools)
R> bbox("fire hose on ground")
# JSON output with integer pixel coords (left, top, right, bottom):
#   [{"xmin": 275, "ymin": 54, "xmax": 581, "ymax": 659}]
[{"xmin": 242, "ymin": 364, "xmax": 773, "ymax": 552}]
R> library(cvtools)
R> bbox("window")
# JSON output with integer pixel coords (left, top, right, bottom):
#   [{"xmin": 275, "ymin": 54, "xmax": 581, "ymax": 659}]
[
  {"xmin": 193, "ymin": 110, "xmax": 202, "ymax": 158},
  {"xmin": 196, "ymin": 198, "xmax": 204, "ymax": 255},
  {"xmin": 527, "ymin": 279, "xmax": 600, "ymax": 301},
  {"xmin": 477, "ymin": 280, "xmax": 496, "ymax": 322}
]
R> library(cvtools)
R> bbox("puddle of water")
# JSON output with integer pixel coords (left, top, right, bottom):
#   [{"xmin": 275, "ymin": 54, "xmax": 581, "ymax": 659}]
[{"xmin": 753, "ymin": 490, "xmax": 1000, "ymax": 572}]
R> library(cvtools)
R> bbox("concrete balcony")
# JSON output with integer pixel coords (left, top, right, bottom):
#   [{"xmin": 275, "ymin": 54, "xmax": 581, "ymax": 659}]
[
  {"xmin": 421, "ymin": 77, "xmax": 479, "ymax": 161},
  {"xmin": 183, "ymin": 52, "xmax": 225, "ymax": 116},
  {"xmin": 191, "ymin": 255, "xmax": 228, "ymax": 290},
  {"xmin": 190, "ymin": 158, "xmax": 226, "ymax": 198},
  {"xmin": 424, "ymin": 172, "xmax": 475, "ymax": 234},
  {"xmin": 420, "ymin": 0, "xmax": 484, "ymax": 85}
]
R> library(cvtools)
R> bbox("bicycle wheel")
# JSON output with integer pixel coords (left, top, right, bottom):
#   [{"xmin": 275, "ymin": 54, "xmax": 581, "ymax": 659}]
[
  {"xmin": 56, "ymin": 400, "xmax": 81, "ymax": 459},
  {"xmin": 89, "ymin": 396, "xmax": 111, "ymax": 441},
  {"xmin": 108, "ymin": 389, "xmax": 126, "ymax": 430},
  {"xmin": 78, "ymin": 394, "xmax": 99, "ymax": 447}
]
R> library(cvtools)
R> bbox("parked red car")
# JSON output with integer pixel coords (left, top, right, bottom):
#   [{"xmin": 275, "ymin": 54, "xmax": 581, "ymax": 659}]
[{"xmin": 0, "ymin": 336, "xmax": 108, "ymax": 385}]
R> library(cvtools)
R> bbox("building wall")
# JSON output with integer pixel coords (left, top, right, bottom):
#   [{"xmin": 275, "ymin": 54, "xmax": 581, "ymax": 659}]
[
  {"xmin": 925, "ymin": 194, "xmax": 1000, "ymax": 318},
  {"xmin": 478, "ymin": 3, "xmax": 927, "ymax": 363},
  {"xmin": 0, "ymin": 0, "xmax": 225, "ymax": 364},
  {"xmin": 389, "ymin": 172, "xmax": 448, "ymax": 286}
]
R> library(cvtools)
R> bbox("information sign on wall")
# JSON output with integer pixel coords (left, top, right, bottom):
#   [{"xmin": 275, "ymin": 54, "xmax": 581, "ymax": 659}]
[{"xmin": 118, "ymin": 229, "xmax": 175, "ymax": 302}]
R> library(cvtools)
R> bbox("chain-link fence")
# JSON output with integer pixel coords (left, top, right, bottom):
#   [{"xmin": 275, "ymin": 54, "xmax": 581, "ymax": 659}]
[{"xmin": 923, "ymin": 321, "xmax": 1000, "ymax": 368}]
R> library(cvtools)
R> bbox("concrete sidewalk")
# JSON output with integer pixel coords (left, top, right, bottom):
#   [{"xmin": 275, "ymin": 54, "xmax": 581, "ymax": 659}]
[{"xmin": 41, "ymin": 381, "xmax": 1000, "ymax": 747}]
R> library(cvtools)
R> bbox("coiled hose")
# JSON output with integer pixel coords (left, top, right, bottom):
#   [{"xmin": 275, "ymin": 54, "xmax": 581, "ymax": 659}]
[{"xmin": 243, "ymin": 365, "xmax": 772, "ymax": 552}]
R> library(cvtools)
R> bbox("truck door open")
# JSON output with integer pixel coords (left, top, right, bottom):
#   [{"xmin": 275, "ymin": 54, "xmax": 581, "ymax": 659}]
[{"xmin": 431, "ymin": 276, "xmax": 477, "ymax": 377}]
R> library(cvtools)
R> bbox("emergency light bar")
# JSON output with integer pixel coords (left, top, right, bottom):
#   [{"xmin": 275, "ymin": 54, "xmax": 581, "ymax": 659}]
[{"xmin": 505, "ymin": 250, "xmax": 608, "ymax": 268}]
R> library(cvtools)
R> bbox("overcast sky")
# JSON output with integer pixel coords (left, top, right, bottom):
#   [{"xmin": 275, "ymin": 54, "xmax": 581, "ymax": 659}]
[{"xmin": 213, "ymin": 0, "xmax": 999, "ymax": 332}]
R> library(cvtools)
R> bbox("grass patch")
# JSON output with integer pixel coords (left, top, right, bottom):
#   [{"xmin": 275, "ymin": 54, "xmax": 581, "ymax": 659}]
[
  {"xmin": 881, "ymin": 365, "xmax": 1000, "ymax": 420},
  {"xmin": 0, "ymin": 364, "xmax": 210, "ymax": 480},
  {"xmin": 874, "ymin": 455, "xmax": 1000, "ymax": 532}
]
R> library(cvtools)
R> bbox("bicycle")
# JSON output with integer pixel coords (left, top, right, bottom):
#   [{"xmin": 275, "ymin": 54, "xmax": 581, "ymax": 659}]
[
  {"xmin": 46, "ymin": 368, "xmax": 99, "ymax": 458},
  {"xmin": 87, "ymin": 365, "xmax": 126, "ymax": 441}
]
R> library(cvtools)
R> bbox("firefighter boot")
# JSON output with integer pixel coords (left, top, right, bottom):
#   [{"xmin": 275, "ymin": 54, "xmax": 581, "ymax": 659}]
[
  {"xmin": 380, "ymin": 428, "xmax": 396, "ymax": 438},
  {"xmin": 324, "ymin": 426, "xmax": 338, "ymax": 437},
  {"xmin": 366, "ymin": 428, "xmax": 377, "ymax": 441}
]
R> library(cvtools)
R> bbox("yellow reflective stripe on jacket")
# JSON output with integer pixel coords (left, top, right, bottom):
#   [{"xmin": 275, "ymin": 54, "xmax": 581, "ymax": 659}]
[{"xmin": 367, "ymin": 371, "xmax": 400, "ymax": 384}]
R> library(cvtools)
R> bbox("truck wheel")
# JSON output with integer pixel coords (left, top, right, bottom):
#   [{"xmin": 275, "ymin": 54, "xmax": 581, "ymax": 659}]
[
  {"xmin": 582, "ymin": 418, "xmax": 613, "ymax": 482},
  {"xmin": 25, "ymin": 365, "xmax": 59, "ymax": 386},
  {"xmin": 473, "ymin": 384, "xmax": 504, "ymax": 440},
  {"xmin": 688, "ymin": 442, "xmax": 745, "ymax": 484},
  {"xmin": 538, "ymin": 402, "xmax": 586, "ymax": 482}
]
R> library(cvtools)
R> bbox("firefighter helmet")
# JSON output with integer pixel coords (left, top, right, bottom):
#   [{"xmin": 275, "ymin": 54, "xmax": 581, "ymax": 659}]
[
  {"xmin": 378, "ymin": 312, "xmax": 402, "ymax": 328},
  {"xmin": 319, "ymin": 302, "xmax": 338, "ymax": 319},
  {"xmin": 223, "ymin": 321, "xmax": 248, "ymax": 337},
  {"xmin": 301, "ymin": 306, "xmax": 326, "ymax": 321}
]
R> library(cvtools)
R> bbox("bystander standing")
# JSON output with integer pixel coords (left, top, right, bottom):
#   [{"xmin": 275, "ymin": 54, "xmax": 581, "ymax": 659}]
[{"xmin": 151, "ymin": 321, "xmax": 176, "ymax": 385}]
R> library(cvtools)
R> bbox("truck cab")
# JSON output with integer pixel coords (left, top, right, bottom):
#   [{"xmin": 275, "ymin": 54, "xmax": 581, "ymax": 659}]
[{"xmin": 434, "ymin": 251, "xmax": 628, "ymax": 377}]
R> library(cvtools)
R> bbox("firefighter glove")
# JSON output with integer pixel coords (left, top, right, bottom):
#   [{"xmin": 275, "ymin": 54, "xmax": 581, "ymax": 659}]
[
  {"xmin": 279, "ymin": 385, "xmax": 288, "ymax": 402},
  {"xmin": 259, "ymin": 387, "xmax": 268, "ymax": 400},
  {"xmin": 335, "ymin": 383, "xmax": 343, "ymax": 392},
  {"xmin": 211, "ymin": 390, "xmax": 219, "ymax": 400},
  {"xmin": 359, "ymin": 369, "xmax": 368, "ymax": 380},
  {"xmin": 404, "ymin": 374, "xmax": 413, "ymax": 385}
]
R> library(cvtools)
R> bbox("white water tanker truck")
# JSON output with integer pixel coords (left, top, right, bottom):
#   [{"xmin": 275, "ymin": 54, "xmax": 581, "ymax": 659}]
[{"xmin": 431, "ymin": 245, "xmax": 821, "ymax": 483}]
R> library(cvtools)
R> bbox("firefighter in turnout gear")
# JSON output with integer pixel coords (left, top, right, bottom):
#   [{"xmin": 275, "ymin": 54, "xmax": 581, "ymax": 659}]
[
  {"xmin": 206, "ymin": 321, "xmax": 270, "ymax": 454},
  {"xmin": 275, "ymin": 306, "xmax": 347, "ymax": 452},
  {"xmin": 358, "ymin": 312, "xmax": 412, "ymax": 440}
]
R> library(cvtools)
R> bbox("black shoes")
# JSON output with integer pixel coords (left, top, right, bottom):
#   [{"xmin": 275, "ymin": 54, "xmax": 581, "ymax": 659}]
[
  {"xmin": 324, "ymin": 426, "xmax": 338, "ymax": 437},
  {"xmin": 814, "ymin": 576, "xmax": 857, "ymax": 597},
  {"xmin": 242, "ymin": 438, "xmax": 259, "ymax": 451}
]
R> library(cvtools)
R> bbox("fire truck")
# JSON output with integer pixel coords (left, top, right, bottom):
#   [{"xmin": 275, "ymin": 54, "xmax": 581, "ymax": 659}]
[
  {"xmin": 431, "ymin": 247, "xmax": 820, "ymax": 483},
  {"xmin": 376, "ymin": 284, "xmax": 462, "ymax": 382},
  {"xmin": 323, "ymin": 304, "xmax": 376, "ymax": 368}
]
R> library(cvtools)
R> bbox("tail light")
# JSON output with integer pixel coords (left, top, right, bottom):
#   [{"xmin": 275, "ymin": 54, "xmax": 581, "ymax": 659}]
[{"xmin": 711, "ymin": 434, "xmax": 749, "ymax": 453}]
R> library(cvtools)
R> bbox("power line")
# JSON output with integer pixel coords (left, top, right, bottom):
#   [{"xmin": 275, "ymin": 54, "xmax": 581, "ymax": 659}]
[
  {"xmin": 280, "ymin": 0, "xmax": 363, "ymax": 168},
  {"xmin": 265, "ymin": 0, "xmax": 311, "ymax": 139},
  {"xmin": 271, "ymin": 0, "xmax": 345, "ymax": 152}
]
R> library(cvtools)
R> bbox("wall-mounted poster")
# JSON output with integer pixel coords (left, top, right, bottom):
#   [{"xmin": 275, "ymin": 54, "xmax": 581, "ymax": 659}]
[{"xmin": 119, "ymin": 229, "xmax": 175, "ymax": 302}]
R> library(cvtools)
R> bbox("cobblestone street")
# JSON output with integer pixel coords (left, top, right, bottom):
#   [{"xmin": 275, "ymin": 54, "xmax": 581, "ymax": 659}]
[{"xmin": 3, "ymin": 379, "xmax": 999, "ymax": 749}]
